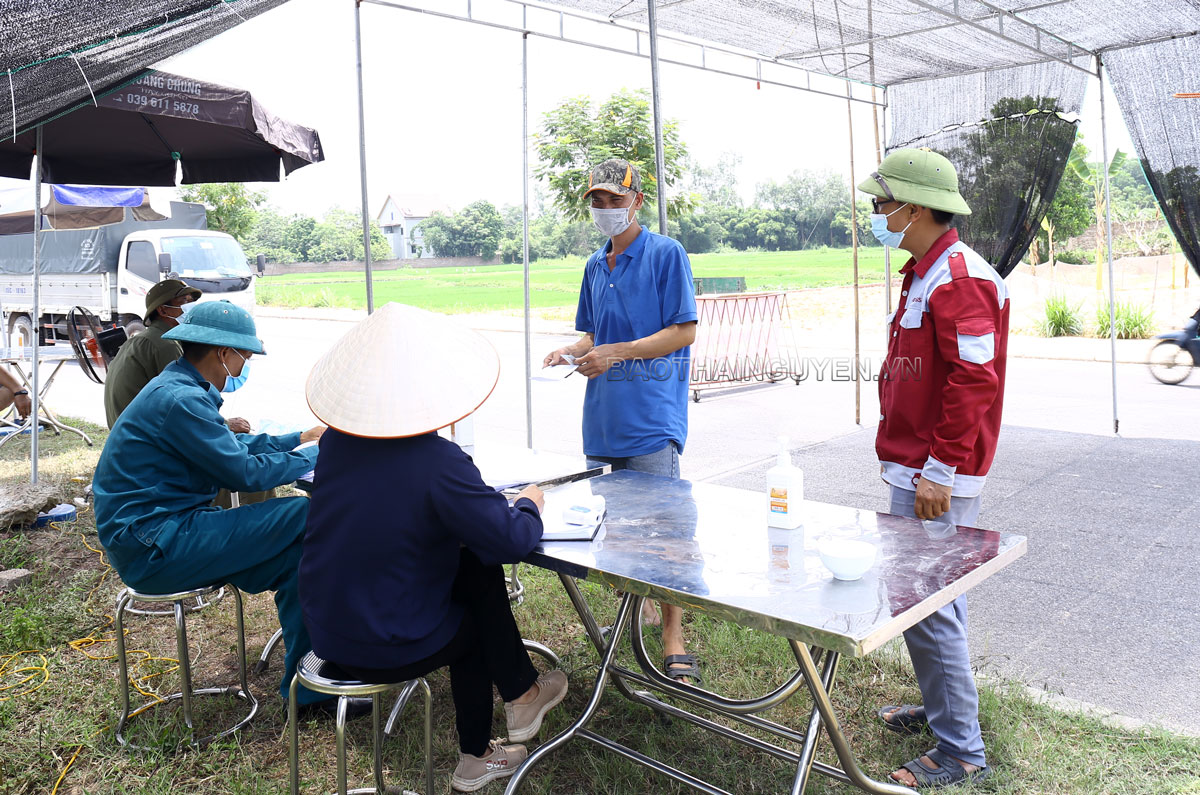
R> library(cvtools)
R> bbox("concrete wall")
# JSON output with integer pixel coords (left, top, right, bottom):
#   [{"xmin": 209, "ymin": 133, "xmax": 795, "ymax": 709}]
[{"xmin": 263, "ymin": 256, "xmax": 500, "ymax": 277}]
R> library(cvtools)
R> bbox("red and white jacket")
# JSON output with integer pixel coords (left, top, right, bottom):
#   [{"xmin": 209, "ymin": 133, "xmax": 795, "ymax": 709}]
[{"xmin": 877, "ymin": 229, "xmax": 1009, "ymax": 497}]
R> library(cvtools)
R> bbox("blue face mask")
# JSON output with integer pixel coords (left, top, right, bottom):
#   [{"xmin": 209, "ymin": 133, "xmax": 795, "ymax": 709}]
[
  {"xmin": 869, "ymin": 203, "xmax": 912, "ymax": 249},
  {"xmin": 221, "ymin": 349, "xmax": 251, "ymax": 393}
]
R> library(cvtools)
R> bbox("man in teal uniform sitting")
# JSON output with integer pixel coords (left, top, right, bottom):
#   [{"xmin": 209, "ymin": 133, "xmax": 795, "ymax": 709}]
[{"xmin": 92, "ymin": 301, "xmax": 337, "ymax": 713}]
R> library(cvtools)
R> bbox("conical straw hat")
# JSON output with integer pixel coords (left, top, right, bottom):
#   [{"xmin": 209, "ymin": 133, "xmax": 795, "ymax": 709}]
[{"xmin": 305, "ymin": 302, "xmax": 500, "ymax": 438}]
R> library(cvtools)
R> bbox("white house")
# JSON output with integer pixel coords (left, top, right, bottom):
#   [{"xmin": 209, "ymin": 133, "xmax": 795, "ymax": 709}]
[{"xmin": 377, "ymin": 194, "xmax": 449, "ymax": 259}]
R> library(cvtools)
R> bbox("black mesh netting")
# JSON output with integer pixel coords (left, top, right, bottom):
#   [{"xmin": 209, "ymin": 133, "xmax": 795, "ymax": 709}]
[
  {"xmin": 0, "ymin": 0, "xmax": 289, "ymax": 145},
  {"xmin": 887, "ymin": 62, "xmax": 1088, "ymax": 277},
  {"xmin": 546, "ymin": 0, "xmax": 1200, "ymax": 87},
  {"xmin": 1106, "ymin": 37, "xmax": 1200, "ymax": 279}
]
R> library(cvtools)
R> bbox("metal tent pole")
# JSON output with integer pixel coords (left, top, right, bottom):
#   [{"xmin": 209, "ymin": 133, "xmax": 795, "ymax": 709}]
[
  {"xmin": 522, "ymin": 27, "xmax": 533, "ymax": 449},
  {"xmin": 355, "ymin": 0, "xmax": 376, "ymax": 314},
  {"xmin": 881, "ymin": 86, "xmax": 892, "ymax": 322},
  {"xmin": 30, "ymin": 127, "xmax": 42, "ymax": 483},
  {"xmin": 1098, "ymin": 57, "xmax": 1118, "ymax": 435},
  {"xmin": 646, "ymin": 0, "xmax": 668, "ymax": 234},
  {"xmin": 846, "ymin": 86, "xmax": 861, "ymax": 426}
]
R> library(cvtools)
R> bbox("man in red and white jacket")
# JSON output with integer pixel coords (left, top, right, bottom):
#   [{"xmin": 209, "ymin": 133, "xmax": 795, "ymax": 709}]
[{"xmin": 859, "ymin": 148, "xmax": 1009, "ymax": 789}]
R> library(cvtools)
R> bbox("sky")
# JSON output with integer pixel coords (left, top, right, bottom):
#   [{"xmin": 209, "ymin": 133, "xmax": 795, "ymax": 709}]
[{"xmin": 2, "ymin": 0, "xmax": 1135, "ymax": 221}]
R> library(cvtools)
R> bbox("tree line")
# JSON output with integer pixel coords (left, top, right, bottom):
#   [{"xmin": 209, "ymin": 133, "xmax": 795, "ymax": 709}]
[{"xmin": 185, "ymin": 88, "xmax": 1166, "ymax": 268}]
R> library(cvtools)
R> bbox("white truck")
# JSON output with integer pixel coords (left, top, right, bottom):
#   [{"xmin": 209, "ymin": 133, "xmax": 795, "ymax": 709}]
[{"xmin": 0, "ymin": 200, "xmax": 262, "ymax": 348}]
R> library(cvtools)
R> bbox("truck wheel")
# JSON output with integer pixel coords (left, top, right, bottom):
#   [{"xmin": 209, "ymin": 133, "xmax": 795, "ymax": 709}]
[
  {"xmin": 123, "ymin": 319, "xmax": 146, "ymax": 338},
  {"xmin": 7, "ymin": 314, "xmax": 35, "ymax": 348}
]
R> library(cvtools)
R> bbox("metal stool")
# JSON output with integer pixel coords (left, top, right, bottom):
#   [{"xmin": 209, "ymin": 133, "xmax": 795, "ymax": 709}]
[
  {"xmin": 255, "ymin": 627, "xmax": 286, "ymax": 674},
  {"xmin": 289, "ymin": 651, "xmax": 434, "ymax": 795},
  {"xmin": 116, "ymin": 585, "xmax": 225, "ymax": 617},
  {"xmin": 114, "ymin": 583, "xmax": 258, "ymax": 750}
]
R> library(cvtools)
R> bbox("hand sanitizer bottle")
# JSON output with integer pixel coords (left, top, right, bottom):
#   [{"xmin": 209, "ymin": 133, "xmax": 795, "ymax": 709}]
[{"xmin": 766, "ymin": 436, "xmax": 803, "ymax": 529}]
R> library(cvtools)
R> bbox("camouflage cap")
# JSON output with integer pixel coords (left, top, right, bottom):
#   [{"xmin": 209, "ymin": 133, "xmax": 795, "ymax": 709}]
[
  {"xmin": 144, "ymin": 278, "xmax": 201, "ymax": 323},
  {"xmin": 584, "ymin": 158, "xmax": 642, "ymax": 197}
]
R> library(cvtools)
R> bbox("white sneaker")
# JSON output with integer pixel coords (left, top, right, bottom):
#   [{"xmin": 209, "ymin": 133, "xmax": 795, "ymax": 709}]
[
  {"xmin": 504, "ymin": 670, "xmax": 568, "ymax": 742},
  {"xmin": 451, "ymin": 739, "xmax": 528, "ymax": 792}
]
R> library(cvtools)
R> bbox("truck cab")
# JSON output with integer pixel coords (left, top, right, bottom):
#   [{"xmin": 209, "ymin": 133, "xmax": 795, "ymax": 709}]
[
  {"xmin": 1, "ymin": 200, "xmax": 261, "ymax": 347},
  {"xmin": 117, "ymin": 229, "xmax": 258, "ymax": 334}
]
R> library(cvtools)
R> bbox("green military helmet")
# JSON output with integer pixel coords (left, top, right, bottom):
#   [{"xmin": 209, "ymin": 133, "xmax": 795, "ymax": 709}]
[
  {"xmin": 162, "ymin": 300, "xmax": 266, "ymax": 354},
  {"xmin": 143, "ymin": 279, "xmax": 202, "ymax": 323},
  {"xmin": 857, "ymin": 147, "xmax": 972, "ymax": 216}
]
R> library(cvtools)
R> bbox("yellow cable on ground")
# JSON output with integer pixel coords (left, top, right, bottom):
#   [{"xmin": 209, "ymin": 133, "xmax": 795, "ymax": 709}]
[
  {"xmin": 2, "ymin": 506, "xmax": 185, "ymax": 791},
  {"xmin": 0, "ymin": 650, "xmax": 49, "ymax": 700}
]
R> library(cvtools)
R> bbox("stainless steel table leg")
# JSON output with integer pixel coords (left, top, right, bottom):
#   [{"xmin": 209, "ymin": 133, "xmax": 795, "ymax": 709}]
[
  {"xmin": 790, "ymin": 640, "xmax": 916, "ymax": 795},
  {"xmin": 791, "ymin": 646, "xmax": 840, "ymax": 794},
  {"xmin": 502, "ymin": 592, "xmax": 636, "ymax": 794},
  {"xmin": 507, "ymin": 563, "xmax": 525, "ymax": 604}
]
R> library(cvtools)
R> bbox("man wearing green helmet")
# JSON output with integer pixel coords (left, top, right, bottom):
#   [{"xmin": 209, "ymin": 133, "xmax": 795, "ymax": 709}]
[
  {"xmin": 92, "ymin": 301, "xmax": 345, "ymax": 716},
  {"xmin": 859, "ymin": 148, "xmax": 1009, "ymax": 788}
]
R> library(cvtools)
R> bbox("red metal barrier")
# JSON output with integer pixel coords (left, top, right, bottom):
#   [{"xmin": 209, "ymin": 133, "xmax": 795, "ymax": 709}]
[{"xmin": 689, "ymin": 291, "xmax": 799, "ymax": 401}]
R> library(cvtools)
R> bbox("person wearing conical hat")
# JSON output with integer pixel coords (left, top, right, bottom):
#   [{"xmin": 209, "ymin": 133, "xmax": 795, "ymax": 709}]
[
  {"xmin": 92, "ymin": 301, "xmax": 335, "ymax": 715},
  {"xmin": 859, "ymin": 148, "xmax": 1008, "ymax": 788},
  {"xmin": 542, "ymin": 157, "xmax": 701, "ymax": 685},
  {"xmin": 300, "ymin": 303, "xmax": 569, "ymax": 793}
]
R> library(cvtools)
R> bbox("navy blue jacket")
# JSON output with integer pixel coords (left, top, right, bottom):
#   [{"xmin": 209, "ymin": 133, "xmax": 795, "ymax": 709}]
[{"xmin": 299, "ymin": 431, "xmax": 542, "ymax": 669}]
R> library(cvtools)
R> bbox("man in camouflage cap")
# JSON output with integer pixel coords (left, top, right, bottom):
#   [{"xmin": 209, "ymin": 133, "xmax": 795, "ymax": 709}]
[
  {"xmin": 860, "ymin": 147, "xmax": 1008, "ymax": 788},
  {"xmin": 543, "ymin": 157, "xmax": 700, "ymax": 684}
]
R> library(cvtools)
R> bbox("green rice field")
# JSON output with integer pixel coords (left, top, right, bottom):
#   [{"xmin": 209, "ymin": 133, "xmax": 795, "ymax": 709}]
[{"xmin": 256, "ymin": 248, "xmax": 889, "ymax": 313}]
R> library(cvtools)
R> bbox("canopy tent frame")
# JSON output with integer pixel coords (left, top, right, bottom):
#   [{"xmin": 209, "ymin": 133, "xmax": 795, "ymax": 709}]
[{"xmin": 351, "ymin": 0, "xmax": 1147, "ymax": 450}]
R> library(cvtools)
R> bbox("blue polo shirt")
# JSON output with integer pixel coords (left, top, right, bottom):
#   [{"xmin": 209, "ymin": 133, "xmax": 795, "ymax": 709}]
[{"xmin": 575, "ymin": 226, "xmax": 697, "ymax": 458}]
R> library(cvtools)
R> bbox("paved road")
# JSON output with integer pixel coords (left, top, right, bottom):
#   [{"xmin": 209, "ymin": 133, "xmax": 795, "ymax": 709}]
[{"xmin": 16, "ymin": 315, "xmax": 1200, "ymax": 732}]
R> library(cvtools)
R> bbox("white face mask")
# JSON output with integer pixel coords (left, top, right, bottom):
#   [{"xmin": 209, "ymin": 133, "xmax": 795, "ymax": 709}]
[{"xmin": 590, "ymin": 204, "xmax": 636, "ymax": 238}]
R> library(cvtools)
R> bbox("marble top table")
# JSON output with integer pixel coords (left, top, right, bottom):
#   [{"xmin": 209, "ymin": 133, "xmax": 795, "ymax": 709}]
[
  {"xmin": 531, "ymin": 470, "xmax": 1024, "ymax": 657},
  {"xmin": 508, "ymin": 470, "xmax": 1026, "ymax": 795}
]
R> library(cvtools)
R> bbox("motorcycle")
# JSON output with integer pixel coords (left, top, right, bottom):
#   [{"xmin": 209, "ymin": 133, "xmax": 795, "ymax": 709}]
[{"xmin": 1147, "ymin": 318, "xmax": 1200, "ymax": 385}]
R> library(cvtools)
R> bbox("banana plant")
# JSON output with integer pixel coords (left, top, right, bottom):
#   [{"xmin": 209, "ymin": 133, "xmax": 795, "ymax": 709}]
[{"xmin": 1067, "ymin": 147, "xmax": 1127, "ymax": 290}]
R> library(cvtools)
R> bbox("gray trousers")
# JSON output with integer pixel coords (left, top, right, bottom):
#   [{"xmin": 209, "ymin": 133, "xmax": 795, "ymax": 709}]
[
  {"xmin": 889, "ymin": 486, "xmax": 987, "ymax": 768},
  {"xmin": 587, "ymin": 442, "xmax": 680, "ymax": 479}
]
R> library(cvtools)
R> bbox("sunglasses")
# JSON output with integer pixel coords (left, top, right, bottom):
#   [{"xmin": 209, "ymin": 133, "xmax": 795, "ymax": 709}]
[{"xmin": 869, "ymin": 172, "xmax": 898, "ymax": 214}]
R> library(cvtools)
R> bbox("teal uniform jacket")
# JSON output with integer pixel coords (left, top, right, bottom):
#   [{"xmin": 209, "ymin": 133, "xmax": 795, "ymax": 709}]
[{"xmin": 93, "ymin": 357, "xmax": 324, "ymax": 703}]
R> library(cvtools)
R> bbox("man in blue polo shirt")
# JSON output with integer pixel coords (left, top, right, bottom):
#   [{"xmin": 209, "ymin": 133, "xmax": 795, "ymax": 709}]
[{"xmin": 544, "ymin": 158, "xmax": 700, "ymax": 684}]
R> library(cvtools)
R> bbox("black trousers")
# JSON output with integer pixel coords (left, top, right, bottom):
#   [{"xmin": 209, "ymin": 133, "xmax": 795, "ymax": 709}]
[{"xmin": 332, "ymin": 548, "xmax": 539, "ymax": 756}]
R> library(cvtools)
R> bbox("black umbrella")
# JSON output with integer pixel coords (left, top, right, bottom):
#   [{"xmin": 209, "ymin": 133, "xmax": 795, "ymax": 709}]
[
  {"xmin": 1, "ymin": 69, "xmax": 324, "ymax": 483},
  {"xmin": 0, "ymin": 69, "xmax": 323, "ymax": 185}
]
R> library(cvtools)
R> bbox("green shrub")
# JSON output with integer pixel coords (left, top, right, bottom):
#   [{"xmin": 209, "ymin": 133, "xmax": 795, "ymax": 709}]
[
  {"xmin": 1054, "ymin": 249, "xmax": 1088, "ymax": 265},
  {"xmin": 1040, "ymin": 294, "xmax": 1084, "ymax": 337},
  {"xmin": 1095, "ymin": 301, "xmax": 1156, "ymax": 339}
]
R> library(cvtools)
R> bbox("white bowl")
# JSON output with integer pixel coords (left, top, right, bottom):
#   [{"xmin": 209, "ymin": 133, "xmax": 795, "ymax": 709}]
[{"xmin": 818, "ymin": 538, "xmax": 877, "ymax": 581}]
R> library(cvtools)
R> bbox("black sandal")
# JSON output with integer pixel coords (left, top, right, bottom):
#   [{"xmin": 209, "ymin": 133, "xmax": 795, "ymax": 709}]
[
  {"xmin": 896, "ymin": 748, "xmax": 991, "ymax": 788},
  {"xmin": 878, "ymin": 704, "xmax": 928, "ymax": 735},
  {"xmin": 663, "ymin": 654, "xmax": 701, "ymax": 685}
]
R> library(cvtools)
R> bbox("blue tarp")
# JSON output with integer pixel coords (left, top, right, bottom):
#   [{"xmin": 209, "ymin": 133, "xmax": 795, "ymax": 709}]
[{"xmin": 51, "ymin": 185, "xmax": 145, "ymax": 208}]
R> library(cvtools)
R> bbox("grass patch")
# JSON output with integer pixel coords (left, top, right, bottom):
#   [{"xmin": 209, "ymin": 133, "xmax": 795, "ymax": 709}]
[
  {"xmin": 1094, "ymin": 301, "xmax": 1157, "ymax": 340},
  {"xmin": 258, "ymin": 249, "xmax": 888, "ymax": 313},
  {"xmin": 3, "ymin": 419, "xmax": 1199, "ymax": 793},
  {"xmin": 1039, "ymin": 294, "xmax": 1085, "ymax": 337}
]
